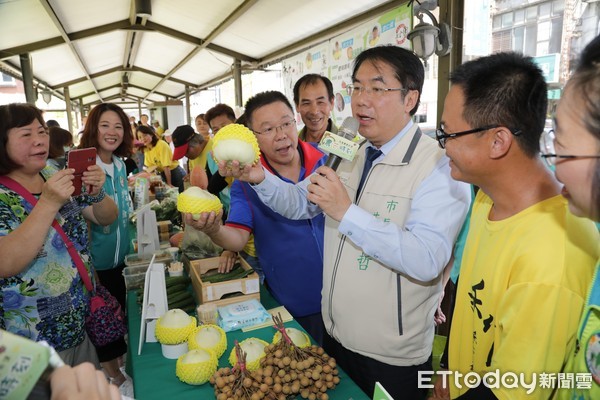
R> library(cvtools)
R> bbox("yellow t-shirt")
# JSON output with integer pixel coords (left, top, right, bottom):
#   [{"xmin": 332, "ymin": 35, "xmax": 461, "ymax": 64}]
[
  {"xmin": 144, "ymin": 140, "xmax": 180, "ymax": 172},
  {"xmin": 243, "ymin": 234, "xmax": 256, "ymax": 257},
  {"xmin": 449, "ymin": 191, "xmax": 599, "ymax": 399}
]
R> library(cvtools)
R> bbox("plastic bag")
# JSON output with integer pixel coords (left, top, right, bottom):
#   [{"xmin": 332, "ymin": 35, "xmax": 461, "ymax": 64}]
[{"xmin": 180, "ymin": 223, "xmax": 222, "ymax": 260}]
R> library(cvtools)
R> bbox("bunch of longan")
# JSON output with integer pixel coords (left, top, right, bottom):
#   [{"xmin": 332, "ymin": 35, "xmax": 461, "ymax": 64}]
[
  {"xmin": 211, "ymin": 344, "xmax": 279, "ymax": 400},
  {"xmin": 256, "ymin": 343, "xmax": 340, "ymax": 400}
]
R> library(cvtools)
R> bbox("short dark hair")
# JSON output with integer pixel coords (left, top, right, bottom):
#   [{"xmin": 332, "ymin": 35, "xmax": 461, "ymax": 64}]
[
  {"xmin": 195, "ymin": 113, "xmax": 206, "ymax": 122},
  {"xmin": 570, "ymin": 34, "xmax": 600, "ymax": 218},
  {"xmin": 46, "ymin": 119, "xmax": 60, "ymax": 128},
  {"xmin": 293, "ymin": 74, "xmax": 334, "ymax": 106},
  {"xmin": 0, "ymin": 103, "xmax": 47, "ymax": 175},
  {"xmin": 450, "ymin": 52, "xmax": 547, "ymax": 158},
  {"xmin": 204, "ymin": 104, "xmax": 236, "ymax": 128},
  {"xmin": 188, "ymin": 134, "xmax": 205, "ymax": 147},
  {"xmin": 352, "ymin": 45, "xmax": 424, "ymax": 116},
  {"xmin": 137, "ymin": 125, "xmax": 158, "ymax": 146},
  {"xmin": 48, "ymin": 127, "xmax": 73, "ymax": 159},
  {"xmin": 79, "ymin": 103, "xmax": 133, "ymax": 158},
  {"xmin": 244, "ymin": 91, "xmax": 294, "ymax": 131}
]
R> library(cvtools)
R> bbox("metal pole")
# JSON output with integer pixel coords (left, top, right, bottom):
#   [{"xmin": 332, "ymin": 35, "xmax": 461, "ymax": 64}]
[
  {"xmin": 436, "ymin": 0, "xmax": 463, "ymax": 127},
  {"xmin": 19, "ymin": 54, "xmax": 36, "ymax": 105},
  {"xmin": 233, "ymin": 59, "xmax": 242, "ymax": 108},
  {"xmin": 64, "ymin": 87, "xmax": 73, "ymax": 133},
  {"xmin": 185, "ymin": 86, "xmax": 191, "ymax": 125}
]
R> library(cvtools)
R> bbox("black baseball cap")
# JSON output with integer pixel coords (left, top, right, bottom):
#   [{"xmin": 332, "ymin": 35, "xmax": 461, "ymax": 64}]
[{"xmin": 172, "ymin": 125, "xmax": 196, "ymax": 160}]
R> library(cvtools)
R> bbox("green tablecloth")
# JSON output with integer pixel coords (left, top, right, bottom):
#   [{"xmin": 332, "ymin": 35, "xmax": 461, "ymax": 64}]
[{"xmin": 127, "ymin": 285, "xmax": 369, "ymax": 400}]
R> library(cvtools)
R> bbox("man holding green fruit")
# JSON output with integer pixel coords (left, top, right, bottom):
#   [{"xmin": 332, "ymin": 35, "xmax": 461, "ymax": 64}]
[{"xmin": 183, "ymin": 91, "xmax": 328, "ymax": 346}]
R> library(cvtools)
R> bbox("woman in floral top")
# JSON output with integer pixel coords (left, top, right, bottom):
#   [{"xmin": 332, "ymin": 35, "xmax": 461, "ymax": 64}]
[{"xmin": 0, "ymin": 103, "xmax": 118, "ymax": 366}]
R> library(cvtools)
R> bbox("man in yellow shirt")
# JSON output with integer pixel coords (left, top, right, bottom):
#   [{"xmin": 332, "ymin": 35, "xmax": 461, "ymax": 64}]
[{"xmin": 433, "ymin": 52, "xmax": 599, "ymax": 399}]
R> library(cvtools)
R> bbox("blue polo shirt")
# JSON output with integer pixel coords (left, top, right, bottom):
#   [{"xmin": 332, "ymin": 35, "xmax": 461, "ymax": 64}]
[{"xmin": 226, "ymin": 140, "xmax": 326, "ymax": 317}]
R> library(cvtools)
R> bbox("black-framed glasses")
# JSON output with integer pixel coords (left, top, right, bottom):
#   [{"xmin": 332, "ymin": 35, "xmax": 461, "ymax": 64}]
[
  {"xmin": 253, "ymin": 119, "xmax": 296, "ymax": 136},
  {"xmin": 346, "ymin": 84, "xmax": 408, "ymax": 97},
  {"xmin": 435, "ymin": 125, "xmax": 500, "ymax": 149},
  {"xmin": 540, "ymin": 129, "xmax": 600, "ymax": 167}
]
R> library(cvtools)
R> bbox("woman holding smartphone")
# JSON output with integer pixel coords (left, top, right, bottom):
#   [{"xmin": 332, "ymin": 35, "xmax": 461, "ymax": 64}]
[
  {"xmin": 78, "ymin": 103, "xmax": 134, "ymax": 394},
  {"xmin": 0, "ymin": 103, "xmax": 116, "ymax": 367}
]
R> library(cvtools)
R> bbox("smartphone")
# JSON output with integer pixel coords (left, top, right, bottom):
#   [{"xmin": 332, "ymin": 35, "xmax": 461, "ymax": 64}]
[{"xmin": 67, "ymin": 147, "xmax": 96, "ymax": 195}]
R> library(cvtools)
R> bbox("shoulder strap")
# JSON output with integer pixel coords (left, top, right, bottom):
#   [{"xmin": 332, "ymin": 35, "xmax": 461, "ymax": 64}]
[
  {"xmin": 401, "ymin": 127, "xmax": 422, "ymax": 164},
  {"xmin": 0, "ymin": 176, "xmax": 94, "ymax": 292}
]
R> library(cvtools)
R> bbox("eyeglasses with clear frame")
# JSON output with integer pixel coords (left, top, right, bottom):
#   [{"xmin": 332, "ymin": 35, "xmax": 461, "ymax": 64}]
[
  {"xmin": 435, "ymin": 125, "xmax": 501, "ymax": 149},
  {"xmin": 540, "ymin": 129, "xmax": 600, "ymax": 167},
  {"xmin": 346, "ymin": 84, "xmax": 408, "ymax": 97},
  {"xmin": 253, "ymin": 119, "xmax": 296, "ymax": 136}
]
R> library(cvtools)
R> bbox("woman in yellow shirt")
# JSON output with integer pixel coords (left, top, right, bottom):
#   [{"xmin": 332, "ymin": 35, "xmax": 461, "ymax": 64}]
[{"xmin": 138, "ymin": 125, "xmax": 186, "ymax": 192}]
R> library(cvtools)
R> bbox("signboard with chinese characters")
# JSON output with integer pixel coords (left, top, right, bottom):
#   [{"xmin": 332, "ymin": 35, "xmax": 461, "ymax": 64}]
[
  {"xmin": 533, "ymin": 54, "xmax": 560, "ymax": 83},
  {"xmin": 282, "ymin": 5, "xmax": 413, "ymax": 127}
]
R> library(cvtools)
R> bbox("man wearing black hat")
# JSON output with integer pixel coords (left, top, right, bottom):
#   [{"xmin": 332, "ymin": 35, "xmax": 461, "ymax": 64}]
[{"xmin": 172, "ymin": 125, "xmax": 207, "ymax": 175}]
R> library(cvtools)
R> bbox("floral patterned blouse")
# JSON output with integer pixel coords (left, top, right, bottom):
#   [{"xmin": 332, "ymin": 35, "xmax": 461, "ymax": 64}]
[{"xmin": 0, "ymin": 167, "xmax": 97, "ymax": 352}]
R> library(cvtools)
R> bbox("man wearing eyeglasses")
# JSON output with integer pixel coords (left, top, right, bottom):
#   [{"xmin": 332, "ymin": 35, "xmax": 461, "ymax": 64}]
[
  {"xmin": 185, "ymin": 91, "xmax": 328, "ymax": 346},
  {"xmin": 293, "ymin": 74, "xmax": 338, "ymax": 144},
  {"xmin": 206, "ymin": 46, "xmax": 470, "ymax": 399},
  {"xmin": 430, "ymin": 52, "xmax": 599, "ymax": 400}
]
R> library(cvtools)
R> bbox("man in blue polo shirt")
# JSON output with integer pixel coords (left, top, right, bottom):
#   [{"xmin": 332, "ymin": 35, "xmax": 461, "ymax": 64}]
[{"xmin": 184, "ymin": 91, "xmax": 326, "ymax": 345}]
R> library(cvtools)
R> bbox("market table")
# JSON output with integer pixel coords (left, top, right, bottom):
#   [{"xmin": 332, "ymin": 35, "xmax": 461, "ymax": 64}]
[{"xmin": 126, "ymin": 285, "xmax": 369, "ymax": 400}]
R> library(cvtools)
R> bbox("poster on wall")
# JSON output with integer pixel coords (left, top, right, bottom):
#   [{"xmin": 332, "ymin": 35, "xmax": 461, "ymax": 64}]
[
  {"xmin": 282, "ymin": 4, "xmax": 413, "ymax": 127},
  {"xmin": 329, "ymin": 5, "xmax": 413, "ymax": 125},
  {"xmin": 282, "ymin": 45, "xmax": 328, "ymax": 125}
]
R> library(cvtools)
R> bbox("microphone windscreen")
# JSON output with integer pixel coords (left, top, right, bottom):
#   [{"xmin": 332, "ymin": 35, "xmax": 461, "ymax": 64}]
[{"xmin": 339, "ymin": 117, "xmax": 359, "ymax": 140}]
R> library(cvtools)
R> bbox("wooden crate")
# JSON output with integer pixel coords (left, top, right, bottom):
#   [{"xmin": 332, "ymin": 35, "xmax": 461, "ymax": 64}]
[{"xmin": 186, "ymin": 255, "xmax": 260, "ymax": 307}]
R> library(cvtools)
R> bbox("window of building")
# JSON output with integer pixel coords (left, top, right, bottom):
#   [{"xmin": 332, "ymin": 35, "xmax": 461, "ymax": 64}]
[
  {"xmin": 493, "ymin": 15, "xmax": 502, "ymax": 29},
  {"xmin": 526, "ymin": 6, "xmax": 537, "ymax": 21},
  {"xmin": 513, "ymin": 26, "xmax": 525, "ymax": 53},
  {"xmin": 502, "ymin": 12, "xmax": 514, "ymax": 28},
  {"xmin": 552, "ymin": 0, "xmax": 564, "ymax": 14},
  {"xmin": 524, "ymin": 25, "xmax": 538, "ymax": 56},
  {"xmin": 0, "ymin": 72, "xmax": 16, "ymax": 86},
  {"xmin": 514, "ymin": 9, "xmax": 525, "ymax": 24},
  {"xmin": 539, "ymin": 2, "xmax": 552, "ymax": 19}
]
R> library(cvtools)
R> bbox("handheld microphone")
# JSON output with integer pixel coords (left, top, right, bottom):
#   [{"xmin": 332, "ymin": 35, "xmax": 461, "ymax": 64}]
[{"xmin": 318, "ymin": 117, "xmax": 360, "ymax": 170}]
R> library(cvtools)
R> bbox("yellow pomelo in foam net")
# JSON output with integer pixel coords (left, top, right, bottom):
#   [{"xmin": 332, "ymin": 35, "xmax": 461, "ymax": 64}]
[
  {"xmin": 188, "ymin": 324, "xmax": 227, "ymax": 358},
  {"xmin": 228, "ymin": 338, "xmax": 269, "ymax": 371},
  {"xmin": 212, "ymin": 124, "xmax": 260, "ymax": 166},
  {"xmin": 155, "ymin": 309, "xmax": 197, "ymax": 345},
  {"xmin": 272, "ymin": 327, "xmax": 311, "ymax": 348},
  {"xmin": 176, "ymin": 348, "xmax": 218, "ymax": 385},
  {"xmin": 177, "ymin": 186, "xmax": 222, "ymax": 218}
]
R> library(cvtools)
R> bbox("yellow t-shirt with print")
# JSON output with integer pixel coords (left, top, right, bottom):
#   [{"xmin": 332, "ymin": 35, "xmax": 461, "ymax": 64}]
[
  {"xmin": 144, "ymin": 140, "xmax": 179, "ymax": 172},
  {"xmin": 449, "ymin": 191, "xmax": 599, "ymax": 399}
]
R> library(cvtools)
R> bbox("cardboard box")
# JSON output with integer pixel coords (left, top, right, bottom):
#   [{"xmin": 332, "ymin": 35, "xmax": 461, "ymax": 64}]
[
  {"xmin": 157, "ymin": 220, "xmax": 172, "ymax": 233},
  {"xmin": 186, "ymin": 256, "xmax": 260, "ymax": 307}
]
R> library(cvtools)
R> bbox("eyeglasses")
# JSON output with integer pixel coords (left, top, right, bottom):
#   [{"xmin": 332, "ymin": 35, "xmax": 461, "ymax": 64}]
[
  {"xmin": 435, "ymin": 125, "xmax": 501, "ymax": 149},
  {"xmin": 540, "ymin": 129, "xmax": 600, "ymax": 167},
  {"xmin": 346, "ymin": 84, "xmax": 408, "ymax": 97},
  {"xmin": 253, "ymin": 119, "xmax": 296, "ymax": 136}
]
